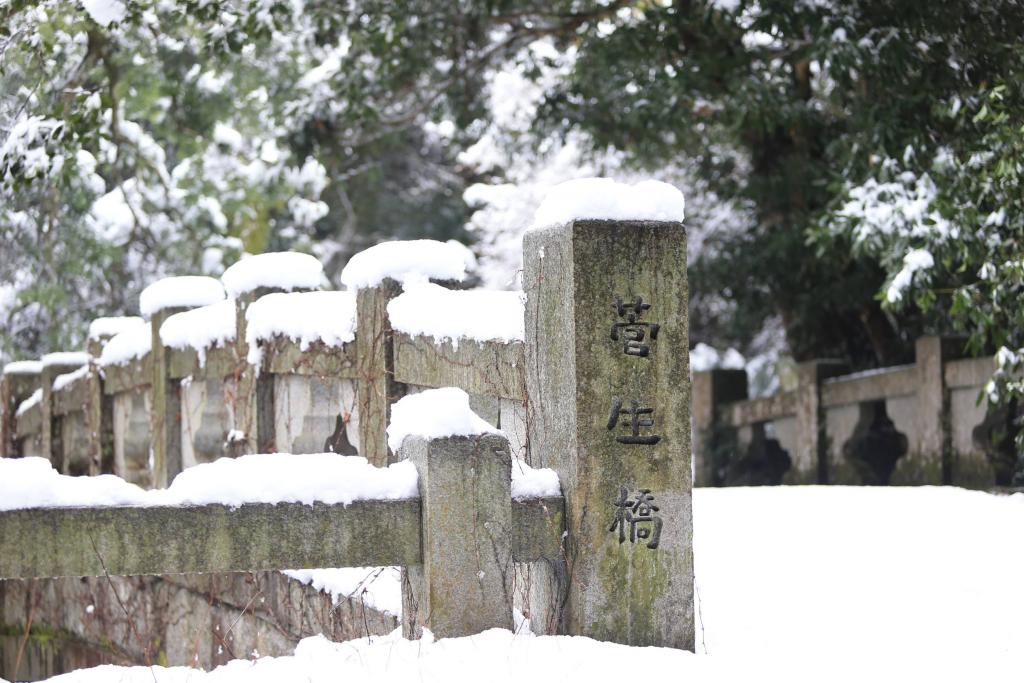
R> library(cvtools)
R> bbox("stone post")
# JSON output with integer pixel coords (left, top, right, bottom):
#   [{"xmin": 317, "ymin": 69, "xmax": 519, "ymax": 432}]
[
  {"xmin": 41, "ymin": 357, "xmax": 87, "ymax": 473},
  {"xmin": 1, "ymin": 364, "xmax": 41, "ymax": 456},
  {"xmin": 232, "ymin": 291, "xmax": 263, "ymax": 457},
  {"xmin": 355, "ymin": 279, "xmax": 406, "ymax": 466},
  {"xmin": 794, "ymin": 360, "xmax": 848, "ymax": 484},
  {"xmin": 691, "ymin": 368, "xmax": 748, "ymax": 486},
  {"xmin": 151, "ymin": 307, "xmax": 188, "ymax": 488},
  {"xmin": 233, "ymin": 286, "xmax": 315, "ymax": 455},
  {"xmin": 86, "ymin": 336, "xmax": 115, "ymax": 475},
  {"xmin": 524, "ymin": 219, "xmax": 693, "ymax": 650},
  {"xmin": 401, "ymin": 432, "xmax": 514, "ymax": 639},
  {"xmin": 900, "ymin": 336, "xmax": 964, "ymax": 485}
]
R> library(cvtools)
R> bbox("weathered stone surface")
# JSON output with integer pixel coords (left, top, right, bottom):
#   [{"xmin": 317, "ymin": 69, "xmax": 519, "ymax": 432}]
[
  {"xmin": 511, "ymin": 496, "xmax": 565, "ymax": 562},
  {"xmin": 944, "ymin": 356, "xmax": 997, "ymax": 390},
  {"xmin": 151, "ymin": 307, "xmax": 188, "ymax": 488},
  {"xmin": 272, "ymin": 375, "xmax": 358, "ymax": 454},
  {"xmin": 2, "ymin": 368, "xmax": 40, "ymax": 456},
  {"xmin": 355, "ymin": 279, "xmax": 405, "ymax": 466},
  {"xmin": 1, "ymin": 570, "xmax": 400, "ymax": 680},
  {"xmin": 794, "ymin": 361, "xmax": 847, "ymax": 485},
  {"xmin": 112, "ymin": 389, "xmax": 151, "ymax": 487},
  {"xmin": 0, "ymin": 495, "xmax": 562, "ymax": 582},
  {"xmin": 41, "ymin": 360, "xmax": 85, "ymax": 472},
  {"xmin": 721, "ymin": 391, "xmax": 796, "ymax": 428},
  {"xmin": 0, "ymin": 500, "xmax": 422, "ymax": 579},
  {"xmin": 180, "ymin": 376, "xmax": 240, "ymax": 467},
  {"xmin": 101, "ymin": 355, "xmax": 150, "ymax": 395},
  {"xmin": 401, "ymin": 433, "xmax": 514, "ymax": 639},
  {"xmin": 393, "ymin": 333, "xmax": 526, "ymax": 401},
  {"xmin": 524, "ymin": 219, "xmax": 694, "ymax": 650},
  {"xmin": 14, "ymin": 401, "xmax": 42, "ymax": 441},
  {"xmin": 262, "ymin": 338, "xmax": 357, "ymax": 378},
  {"xmin": 820, "ymin": 365, "xmax": 917, "ymax": 407}
]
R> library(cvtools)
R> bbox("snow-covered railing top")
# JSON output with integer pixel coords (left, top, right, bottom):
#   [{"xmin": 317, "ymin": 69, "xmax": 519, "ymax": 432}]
[
  {"xmin": 87, "ymin": 315, "xmax": 144, "ymax": 341},
  {"xmin": 339, "ymin": 239, "xmax": 475, "ymax": 289},
  {"xmin": 139, "ymin": 275, "xmax": 226, "ymax": 318},
  {"xmin": 221, "ymin": 251, "xmax": 324, "ymax": 298}
]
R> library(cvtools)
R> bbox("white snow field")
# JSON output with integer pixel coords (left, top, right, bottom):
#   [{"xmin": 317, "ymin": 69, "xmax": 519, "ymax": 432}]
[{"xmin": 6, "ymin": 486, "xmax": 1021, "ymax": 682}]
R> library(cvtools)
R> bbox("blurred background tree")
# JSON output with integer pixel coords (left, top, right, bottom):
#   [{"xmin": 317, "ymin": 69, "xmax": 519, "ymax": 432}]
[{"xmin": 2, "ymin": 0, "xmax": 1022, "ymax": 421}]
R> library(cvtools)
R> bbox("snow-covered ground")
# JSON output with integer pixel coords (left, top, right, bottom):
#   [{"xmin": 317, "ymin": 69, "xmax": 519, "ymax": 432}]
[{"xmin": 11, "ymin": 485, "xmax": 1022, "ymax": 682}]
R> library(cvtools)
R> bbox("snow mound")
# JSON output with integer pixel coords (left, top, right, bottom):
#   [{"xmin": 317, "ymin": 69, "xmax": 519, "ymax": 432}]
[
  {"xmin": 53, "ymin": 366, "xmax": 89, "ymax": 392},
  {"xmin": 531, "ymin": 178, "xmax": 685, "ymax": 230},
  {"xmin": 386, "ymin": 387, "xmax": 502, "ymax": 453},
  {"xmin": 511, "ymin": 459, "xmax": 560, "ymax": 500},
  {"xmin": 387, "ymin": 283, "xmax": 524, "ymax": 347},
  {"xmin": 159, "ymin": 300, "xmax": 236, "ymax": 366},
  {"xmin": 139, "ymin": 276, "xmax": 225, "ymax": 318},
  {"xmin": 221, "ymin": 252, "xmax": 324, "ymax": 298},
  {"xmin": 339, "ymin": 240, "xmax": 476, "ymax": 290},
  {"xmin": 159, "ymin": 453, "xmax": 418, "ymax": 508},
  {"xmin": 41, "ymin": 352, "xmax": 89, "ymax": 369},
  {"xmin": 245, "ymin": 291, "xmax": 356, "ymax": 364},
  {"xmin": 3, "ymin": 360, "xmax": 42, "ymax": 375},
  {"xmin": 283, "ymin": 567, "xmax": 402, "ymax": 617},
  {"xmin": 98, "ymin": 320, "xmax": 151, "ymax": 366},
  {"xmin": 87, "ymin": 316, "xmax": 144, "ymax": 341},
  {"xmin": 15, "ymin": 389, "xmax": 41, "ymax": 417},
  {"xmin": 0, "ymin": 454, "xmax": 418, "ymax": 511}
]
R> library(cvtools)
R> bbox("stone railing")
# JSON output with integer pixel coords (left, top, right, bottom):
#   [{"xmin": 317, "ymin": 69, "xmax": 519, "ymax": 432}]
[
  {"xmin": 1, "ymin": 219, "xmax": 696, "ymax": 678},
  {"xmin": 693, "ymin": 337, "xmax": 1014, "ymax": 489}
]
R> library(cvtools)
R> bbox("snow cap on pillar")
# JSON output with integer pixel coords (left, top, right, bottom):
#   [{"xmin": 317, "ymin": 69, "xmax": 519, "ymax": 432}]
[
  {"xmin": 220, "ymin": 251, "xmax": 324, "ymax": 298},
  {"xmin": 139, "ymin": 276, "xmax": 226, "ymax": 320}
]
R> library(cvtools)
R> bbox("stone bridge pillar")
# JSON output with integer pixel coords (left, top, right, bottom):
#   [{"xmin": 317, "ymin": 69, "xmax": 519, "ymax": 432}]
[{"xmin": 524, "ymin": 219, "xmax": 694, "ymax": 650}]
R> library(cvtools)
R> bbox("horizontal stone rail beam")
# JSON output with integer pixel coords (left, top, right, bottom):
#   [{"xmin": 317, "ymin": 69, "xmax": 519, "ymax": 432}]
[
  {"xmin": 944, "ymin": 356, "xmax": 997, "ymax": 390},
  {"xmin": 0, "ymin": 496, "xmax": 564, "ymax": 580},
  {"xmin": 259, "ymin": 336, "xmax": 358, "ymax": 378},
  {"xmin": 393, "ymin": 332, "xmax": 525, "ymax": 401},
  {"xmin": 101, "ymin": 355, "xmax": 151, "ymax": 394},
  {"xmin": 168, "ymin": 346, "xmax": 239, "ymax": 381},
  {"xmin": 820, "ymin": 364, "xmax": 917, "ymax": 408},
  {"xmin": 720, "ymin": 390, "xmax": 797, "ymax": 427}
]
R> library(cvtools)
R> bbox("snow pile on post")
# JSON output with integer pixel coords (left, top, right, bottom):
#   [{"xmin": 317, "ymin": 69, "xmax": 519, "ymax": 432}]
[
  {"xmin": 221, "ymin": 252, "xmax": 324, "ymax": 298},
  {"xmin": 387, "ymin": 387, "xmax": 559, "ymax": 499},
  {"xmin": 87, "ymin": 316, "xmax": 144, "ymax": 341},
  {"xmin": 245, "ymin": 291, "xmax": 356, "ymax": 364},
  {"xmin": 15, "ymin": 389, "xmax": 41, "ymax": 417},
  {"xmin": 510, "ymin": 458, "xmax": 560, "ymax": 500},
  {"xmin": 40, "ymin": 352, "xmax": 89, "ymax": 369},
  {"xmin": 97, "ymin": 319, "xmax": 151, "ymax": 366},
  {"xmin": 386, "ymin": 387, "xmax": 501, "ymax": 452},
  {"xmin": 339, "ymin": 239, "xmax": 476, "ymax": 289},
  {"xmin": 52, "ymin": 365, "xmax": 90, "ymax": 392},
  {"xmin": 2, "ymin": 360, "xmax": 42, "ymax": 375},
  {"xmin": 282, "ymin": 567, "xmax": 402, "ymax": 617},
  {"xmin": 138, "ymin": 276, "xmax": 225, "ymax": 318},
  {"xmin": 387, "ymin": 283, "xmax": 524, "ymax": 347},
  {"xmin": 530, "ymin": 178, "xmax": 686, "ymax": 230},
  {"xmin": 159, "ymin": 300, "xmax": 236, "ymax": 365},
  {"xmin": 159, "ymin": 453, "xmax": 417, "ymax": 508},
  {"xmin": 0, "ymin": 454, "xmax": 418, "ymax": 511}
]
